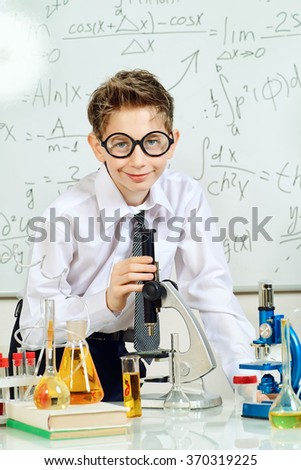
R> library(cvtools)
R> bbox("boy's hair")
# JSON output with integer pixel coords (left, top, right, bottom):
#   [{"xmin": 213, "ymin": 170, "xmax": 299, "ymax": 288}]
[{"xmin": 87, "ymin": 69, "xmax": 174, "ymax": 138}]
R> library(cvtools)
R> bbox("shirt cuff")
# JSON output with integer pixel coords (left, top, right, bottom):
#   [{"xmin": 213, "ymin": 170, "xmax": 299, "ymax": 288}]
[{"xmin": 84, "ymin": 289, "xmax": 121, "ymax": 332}]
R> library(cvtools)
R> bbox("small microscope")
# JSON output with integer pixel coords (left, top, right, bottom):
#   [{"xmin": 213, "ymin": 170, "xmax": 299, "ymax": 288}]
[
  {"xmin": 138, "ymin": 229, "xmax": 222, "ymax": 410},
  {"xmin": 239, "ymin": 281, "xmax": 301, "ymax": 418}
]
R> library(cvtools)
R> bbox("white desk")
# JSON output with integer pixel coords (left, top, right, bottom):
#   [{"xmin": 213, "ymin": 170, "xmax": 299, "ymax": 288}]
[{"xmin": 1, "ymin": 400, "xmax": 301, "ymax": 450}]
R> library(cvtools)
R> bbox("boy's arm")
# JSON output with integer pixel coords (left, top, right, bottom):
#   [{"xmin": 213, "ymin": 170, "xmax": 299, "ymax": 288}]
[
  {"xmin": 20, "ymin": 219, "xmax": 120, "ymax": 348},
  {"xmin": 20, "ymin": 220, "xmax": 157, "ymax": 348}
]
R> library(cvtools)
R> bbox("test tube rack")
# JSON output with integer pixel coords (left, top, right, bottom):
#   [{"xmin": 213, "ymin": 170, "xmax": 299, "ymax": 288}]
[{"xmin": 0, "ymin": 375, "xmax": 40, "ymax": 425}]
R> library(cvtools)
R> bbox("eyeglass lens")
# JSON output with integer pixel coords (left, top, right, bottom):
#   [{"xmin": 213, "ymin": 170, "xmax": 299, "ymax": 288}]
[{"xmin": 104, "ymin": 132, "xmax": 172, "ymax": 157}]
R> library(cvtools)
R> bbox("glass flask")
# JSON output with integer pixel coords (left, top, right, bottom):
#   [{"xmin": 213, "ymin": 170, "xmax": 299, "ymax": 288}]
[
  {"xmin": 59, "ymin": 320, "xmax": 104, "ymax": 404},
  {"xmin": 163, "ymin": 333, "xmax": 191, "ymax": 416},
  {"xmin": 33, "ymin": 299, "xmax": 70, "ymax": 410},
  {"xmin": 269, "ymin": 318, "xmax": 301, "ymax": 429}
]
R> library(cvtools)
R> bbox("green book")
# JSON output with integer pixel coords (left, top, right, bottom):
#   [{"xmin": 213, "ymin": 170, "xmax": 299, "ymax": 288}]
[{"xmin": 6, "ymin": 418, "xmax": 130, "ymax": 441}]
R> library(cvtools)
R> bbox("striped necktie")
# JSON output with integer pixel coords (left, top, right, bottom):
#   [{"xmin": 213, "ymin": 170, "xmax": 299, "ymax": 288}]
[{"xmin": 132, "ymin": 211, "xmax": 160, "ymax": 357}]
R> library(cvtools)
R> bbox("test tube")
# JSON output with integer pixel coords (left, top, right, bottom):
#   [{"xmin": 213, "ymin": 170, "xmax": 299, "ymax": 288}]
[
  {"xmin": 22, "ymin": 351, "xmax": 37, "ymax": 400},
  {"xmin": 12, "ymin": 352, "xmax": 23, "ymax": 400},
  {"xmin": 1, "ymin": 357, "xmax": 9, "ymax": 374},
  {"xmin": 25, "ymin": 351, "xmax": 36, "ymax": 376},
  {"xmin": 0, "ymin": 357, "xmax": 9, "ymax": 416},
  {"xmin": 17, "ymin": 347, "xmax": 26, "ymax": 373},
  {"xmin": 0, "ymin": 357, "xmax": 4, "ymax": 416}
]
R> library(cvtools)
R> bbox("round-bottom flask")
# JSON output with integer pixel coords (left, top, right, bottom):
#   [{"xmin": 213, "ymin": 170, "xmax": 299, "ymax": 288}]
[
  {"xmin": 59, "ymin": 320, "xmax": 104, "ymax": 404},
  {"xmin": 34, "ymin": 299, "xmax": 70, "ymax": 410}
]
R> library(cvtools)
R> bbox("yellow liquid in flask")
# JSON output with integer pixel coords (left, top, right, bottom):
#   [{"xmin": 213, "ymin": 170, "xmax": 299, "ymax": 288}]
[{"xmin": 59, "ymin": 346, "xmax": 104, "ymax": 405}]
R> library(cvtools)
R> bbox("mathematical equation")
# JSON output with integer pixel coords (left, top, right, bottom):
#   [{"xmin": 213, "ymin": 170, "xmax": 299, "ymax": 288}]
[
  {"xmin": 0, "ymin": 165, "xmax": 80, "ymax": 275},
  {"xmin": 196, "ymin": 136, "xmax": 301, "ymax": 199},
  {"xmin": 2, "ymin": 0, "xmax": 301, "ymax": 290}
]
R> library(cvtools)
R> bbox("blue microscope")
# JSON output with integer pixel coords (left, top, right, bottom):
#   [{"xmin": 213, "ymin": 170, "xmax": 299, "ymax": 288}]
[{"xmin": 239, "ymin": 281, "xmax": 301, "ymax": 419}]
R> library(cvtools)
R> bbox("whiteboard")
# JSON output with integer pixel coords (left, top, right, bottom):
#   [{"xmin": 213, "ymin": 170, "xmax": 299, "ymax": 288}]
[{"xmin": 1, "ymin": 0, "xmax": 301, "ymax": 296}]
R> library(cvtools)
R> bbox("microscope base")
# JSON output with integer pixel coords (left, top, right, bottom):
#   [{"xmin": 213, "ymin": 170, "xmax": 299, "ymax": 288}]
[{"xmin": 141, "ymin": 391, "xmax": 222, "ymax": 409}]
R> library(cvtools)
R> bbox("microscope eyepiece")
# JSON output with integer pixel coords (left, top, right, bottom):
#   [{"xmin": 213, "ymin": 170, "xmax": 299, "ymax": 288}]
[{"xmin": 258, "ymin": 280, "xmax": 274, "ymax": 309}]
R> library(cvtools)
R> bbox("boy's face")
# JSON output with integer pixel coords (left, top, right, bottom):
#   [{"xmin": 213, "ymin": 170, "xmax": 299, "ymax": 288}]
[{"xmin": 88, "ymin": 106, "xmax": 179, "ymax": 206}]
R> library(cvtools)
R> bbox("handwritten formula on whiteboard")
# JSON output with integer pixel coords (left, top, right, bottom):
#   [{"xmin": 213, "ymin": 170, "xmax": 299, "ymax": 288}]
[{"xmin": 1, "ymin": 0, "xmax": 301, "ymax": 294}]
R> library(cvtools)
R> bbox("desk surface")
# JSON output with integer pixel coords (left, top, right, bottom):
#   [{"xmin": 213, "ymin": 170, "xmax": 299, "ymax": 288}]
[{"xmin": 1, "ymin": 399, "xmax": 301, "ymax": 451}]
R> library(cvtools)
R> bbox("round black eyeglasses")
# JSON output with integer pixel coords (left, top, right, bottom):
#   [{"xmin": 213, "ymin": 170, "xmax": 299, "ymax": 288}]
[{"xmin": 99, "ymin": 131, "xmax": 174, "ymax": 158}]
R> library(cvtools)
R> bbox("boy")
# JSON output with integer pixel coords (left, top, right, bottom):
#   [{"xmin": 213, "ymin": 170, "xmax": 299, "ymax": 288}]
[{"xmin": 18, "ymin": 69, "xmax": 256, "ymax": 401}]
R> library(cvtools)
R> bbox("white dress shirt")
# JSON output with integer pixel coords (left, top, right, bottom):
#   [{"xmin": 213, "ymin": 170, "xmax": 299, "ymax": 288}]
[{"xmin": 20, "ymin": 164, "xmax": 256, "ymax": 385}]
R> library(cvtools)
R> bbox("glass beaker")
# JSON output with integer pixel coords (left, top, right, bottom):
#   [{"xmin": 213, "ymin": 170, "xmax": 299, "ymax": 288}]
[
  {"xmin": 58, "ymin": 320, "xmax": 104, "ymax": 404},
  {"xmin": 268, "ymin": 318, "xmax": 301, "ymax": 429},
  {"xmin": 33, "ymin": 299, "xmax": 70, "ymax": 410},
  {"xmin": 121, "ymin": 355, "xmax": 142, "ymax": 418},
  {"xmin": 163, "ymin": 333, "xmax": 191, "ymax": 416}
]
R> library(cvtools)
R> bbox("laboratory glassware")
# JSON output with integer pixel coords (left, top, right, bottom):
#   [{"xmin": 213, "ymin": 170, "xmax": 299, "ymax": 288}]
[
  {"xmin": 269, "ymin": 318, "xmax": 301, "ymax": 429},
  {"xmin": 59, "ymin": 319, "xmax": 104, "ymax": 404},
  {"xmin": 121, "ymin": 355, "xmax": 142, "ymax": 418},
  {"xmin": 163, "ymin": 333, "xmax": 191, "ymax": 416},
  {"xmin": 33, "ymin": 299, "xmax": 70, "ymax": 410}
]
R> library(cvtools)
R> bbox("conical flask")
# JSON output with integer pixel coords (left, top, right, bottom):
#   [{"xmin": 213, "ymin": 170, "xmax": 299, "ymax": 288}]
[
  {"xmin": 33, "ymin": 299, "xmax": 70, "ymax": 410},
  {"xmin": 269, "ymin": 318, "xmax": 301, "ymax": 429},
  {"xmin": 59, "ymin": 320, "xmax": 104, "ymax": 404}
]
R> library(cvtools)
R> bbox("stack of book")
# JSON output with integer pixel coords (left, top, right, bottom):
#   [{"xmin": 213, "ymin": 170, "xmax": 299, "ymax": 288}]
[{"xmin": 6, "ymin": 401, "xmax": 129, "ymax": 440}]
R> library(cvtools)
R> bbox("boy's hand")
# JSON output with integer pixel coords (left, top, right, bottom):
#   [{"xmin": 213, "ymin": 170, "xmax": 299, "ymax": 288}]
[{"xmin": 106, "ymin": 256, "xmax": 156, "ymax": 313}]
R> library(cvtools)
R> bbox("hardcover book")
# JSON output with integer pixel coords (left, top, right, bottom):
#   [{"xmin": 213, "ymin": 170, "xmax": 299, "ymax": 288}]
[{"xmin": 6, "ymin": 401, "xmax": 128, "ymax": 431}]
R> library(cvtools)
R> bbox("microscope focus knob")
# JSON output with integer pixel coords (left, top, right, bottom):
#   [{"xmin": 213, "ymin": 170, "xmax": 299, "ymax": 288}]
[
  {"xmin": 142, "ymin": 280, "xmax": 165, "ymax": 301},
  {"xmin": 259, "ymin": 322, "xmax": 273, "ymax": 339}
]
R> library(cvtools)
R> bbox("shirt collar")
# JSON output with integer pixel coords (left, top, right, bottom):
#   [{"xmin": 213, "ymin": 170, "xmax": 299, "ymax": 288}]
[
  {"xmin": 145, "ymin": 174, "xmax": 175, "ymax": 216},
  {"xmin": 95, "ymin": 164, "xmax": 175, "ymax": 227},
  {"xmin": 95, "ymin": 164, "xmax": 130, "ymax": 220}
]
